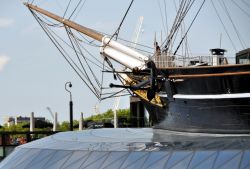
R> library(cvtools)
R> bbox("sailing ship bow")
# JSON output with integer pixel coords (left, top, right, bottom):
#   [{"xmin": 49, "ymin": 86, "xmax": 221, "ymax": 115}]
[{"xmin": 25, "ymin": 3, "xmax": 163, "ymax": 105}]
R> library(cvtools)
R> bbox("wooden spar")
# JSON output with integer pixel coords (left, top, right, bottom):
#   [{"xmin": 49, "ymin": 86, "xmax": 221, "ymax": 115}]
[
  {"xmin": 25, "ymin": 3, "xmax": 149, "ymax": 69},
  {"xmin": 24, "ymin": 3, "xmax": 104, "ymax": 42}
]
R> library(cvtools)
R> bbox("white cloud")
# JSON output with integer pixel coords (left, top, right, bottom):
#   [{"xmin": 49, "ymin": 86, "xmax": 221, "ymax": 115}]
[
  {"xmin": 0, "ymin": 18, "xmax": 14, "ymax": 28},
  {"xmin": 0, "ymin": 55, "xmax": 10, "ymax": 71}
]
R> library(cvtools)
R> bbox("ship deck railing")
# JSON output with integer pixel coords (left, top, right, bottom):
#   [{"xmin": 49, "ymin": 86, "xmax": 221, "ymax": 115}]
[{"xmin": 153, "ymin": 53, "xmax": 235, "ymax": 68}]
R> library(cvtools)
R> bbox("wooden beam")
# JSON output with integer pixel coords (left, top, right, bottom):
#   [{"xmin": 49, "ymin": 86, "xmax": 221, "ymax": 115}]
[
  {"xmin": 169, "ymin": 71, "xmax": 250, "ymax": 79},
  {"xmin": 25, "ymin": 3, "xmax": 104, "ymax": 42}
]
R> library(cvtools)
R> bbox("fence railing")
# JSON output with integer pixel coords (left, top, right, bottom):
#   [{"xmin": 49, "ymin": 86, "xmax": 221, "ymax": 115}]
[{"xmin": 0, "ymin": 131, "xmax": 58, "ymax": 160}]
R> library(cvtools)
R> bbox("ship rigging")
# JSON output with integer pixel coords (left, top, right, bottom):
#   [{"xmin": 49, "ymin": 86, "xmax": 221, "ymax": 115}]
[{"xmin": 24, "ymin": 0, "xmax": 250, "ymax": 133}]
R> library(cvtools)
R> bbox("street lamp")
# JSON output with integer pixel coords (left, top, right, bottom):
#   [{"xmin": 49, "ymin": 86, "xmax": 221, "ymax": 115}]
[{"xmin": 65, "ymin": 82, "xmax": 73, "ymax": 131}]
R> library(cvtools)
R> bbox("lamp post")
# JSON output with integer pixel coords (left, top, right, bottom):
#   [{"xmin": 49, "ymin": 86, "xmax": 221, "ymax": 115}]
[{"xmin": 65, "ymin": 82, "xmax": 73, "ymax": 131}]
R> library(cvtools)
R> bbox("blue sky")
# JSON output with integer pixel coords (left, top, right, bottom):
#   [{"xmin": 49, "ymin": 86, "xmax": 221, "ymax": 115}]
[{"xmin": 0, "ymin": 0, "xmax": 250, "ymax": 125}]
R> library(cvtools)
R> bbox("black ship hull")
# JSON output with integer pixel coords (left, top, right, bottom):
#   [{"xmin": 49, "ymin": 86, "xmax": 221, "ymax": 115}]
[{"xmin": 143, "ymin": 64, "xmax": 250, "ymax": 134}]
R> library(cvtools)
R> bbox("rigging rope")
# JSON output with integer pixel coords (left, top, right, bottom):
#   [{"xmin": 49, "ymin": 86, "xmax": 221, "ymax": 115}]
[
  {"xmin": 63, "ymin": 0, "xmax": 137, "ymax": 100},
  {"xmin": 105, "ymin": 0, "xmax": 135, "ymax": 47},
  {"xmin": 163, "ymin": 0, "xmax": 196, "ymax": 53},
  {"xmin": 99, "ymin": 0, "xmax": 136, "ymax": 91},
  {"xmin": 28, "ymin": 7, "xmax": 130, "ymax": 100},
  {"xmin": 69, "ymin": 28, "xmax": 102, "ymax": 87},
  {"xmin": 99, "ymin": 59, "xmax": 106, "ymax": 100},
  {"xmin": 68, "ymin": 0, "xmax": 83, "ymax": 20},
  {"xmin": 37, "ymin": 15, "xmax": 107, "ymax": 70},
  {"xmin": 241, "ymin": 0, "xmax": 250, "ymax": 8},
  {"xmin": 113, "ymin": 0, "xmax": 134, "ymax": 40},
  {"xmin": 72, "ymin": 0, "xmax": 87, "ymax": 20},
  {"xmin": 66, "ymin": 27, "xmax": 101, "ymax": 92},
  {"xmin": 220, "ymin": 0, "xmax": 246, "ymax": 49},
  {"xmin": 30, "ymin": 9, "xmax": 101, "ymax": 98},
  {"xmin": 30, "ymin": 0, "xmax": 35, "ymax": 4},
  {"xmin": 163, "ymin": 0, "xmax": 169, "ymax": 36},
  {"xmin": 76, "ymin": 30, "xmax": 154, "ymax": 55},
  {"xmin": 210, "ymin": 0, "xmax": 237, "ymax": 52},
  {"xmin": 37, "ymin": 12, "xmax": 63, "ymax": 27},
  {"xmin": 231, "ymin": 0, "xmax": 250, "ymax": 19},
  {"xmin": 174, "ymin": 0, "xmax": 205, "ymax": 55},
  {"xmin": 157, "ymin": 0, "xmax": 168, "ymax": 37},
  {"xmin": 163, "ymin": 0, "xmax": 185, "ymax": 51},
  {"xmin": 63, "ymin": 0, "xmax": 72, "ymax": 19}
]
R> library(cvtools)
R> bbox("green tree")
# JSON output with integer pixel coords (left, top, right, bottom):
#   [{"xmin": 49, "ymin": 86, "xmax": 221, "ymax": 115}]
[
  {"xmin": 84, "ymin": 108, "xmax": 131, "ymax": 127},
  {"xmin": 1, "ymin": 122, "xmax": 29, "ymax": 132},
  {"xmin": 58, "ymin": 121, "xmax": 69, "ymax": 131}
]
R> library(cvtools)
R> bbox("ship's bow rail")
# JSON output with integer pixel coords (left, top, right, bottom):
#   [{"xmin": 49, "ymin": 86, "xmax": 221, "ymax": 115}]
[{"xmin": 153, "ymin": 53, "xmax": 235, "ymax": 68}]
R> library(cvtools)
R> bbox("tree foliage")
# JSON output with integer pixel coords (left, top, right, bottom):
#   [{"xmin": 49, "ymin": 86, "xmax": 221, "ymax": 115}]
[
  {"xmin": 85, "ymin": 108, "xmax": 131, "ymax": 127},
  {"xmin": 86, "ymin": 108, "xmax": 130, "ymax": 121},
  {"xmin": 0, "ymin": 108, "xmax": 131, "ymax": 132}
]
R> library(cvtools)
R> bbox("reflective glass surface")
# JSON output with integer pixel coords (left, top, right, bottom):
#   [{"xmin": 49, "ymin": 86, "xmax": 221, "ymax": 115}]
[{"xmin": 0, "ymin": 128, "xmax": 250, "ymax": 169}]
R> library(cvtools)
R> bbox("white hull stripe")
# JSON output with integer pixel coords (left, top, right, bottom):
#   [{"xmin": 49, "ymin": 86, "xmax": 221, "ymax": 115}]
[{"xmin": 159, "ymin": 93, "xmax": 250, "ymax": 99}]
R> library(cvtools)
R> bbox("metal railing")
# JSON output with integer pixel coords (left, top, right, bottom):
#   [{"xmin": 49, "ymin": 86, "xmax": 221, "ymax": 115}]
[
  {"xmin": 153, "ymin": 53, "xmax": 236, "ymax": 68},
  {"xmin": 0, "ymin": 131, "xmax": 58, "ymax": 160}
]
